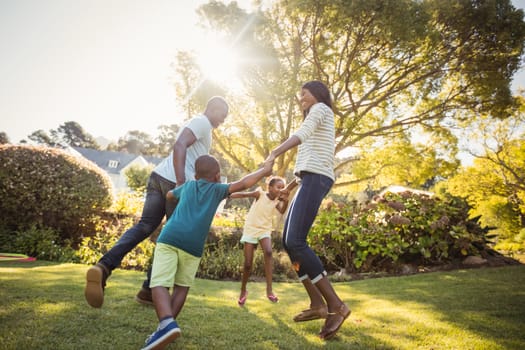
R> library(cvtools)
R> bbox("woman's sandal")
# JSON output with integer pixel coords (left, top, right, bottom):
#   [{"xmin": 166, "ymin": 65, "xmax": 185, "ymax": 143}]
[
  {"xmin": 319, "ymin": 303, "xmax": 351, "ymax": 340},
  {"xmin": 267, "ymin": 293, "xmax": 279, "ymax": 303},
  {"xmin": 238, "ymin": 291, "xmax": 248, "ymax": 306}
]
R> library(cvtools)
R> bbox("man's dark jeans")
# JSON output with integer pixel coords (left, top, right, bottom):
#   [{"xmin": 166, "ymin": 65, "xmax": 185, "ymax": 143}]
[{"xmin": 98, "ymin": 171, "xmax": 176, "ymax": 289}]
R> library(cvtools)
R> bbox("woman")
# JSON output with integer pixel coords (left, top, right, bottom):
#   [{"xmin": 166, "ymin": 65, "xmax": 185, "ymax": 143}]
[{"xmin": 265, "ymin": 80, "xmax": 350, "ymax": 340}]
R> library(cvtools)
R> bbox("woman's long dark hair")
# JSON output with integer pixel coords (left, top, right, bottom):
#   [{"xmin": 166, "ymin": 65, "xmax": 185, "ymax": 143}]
[{"xmin": 302, "ymin": 80, "xmax": 332, "ymax": 118}]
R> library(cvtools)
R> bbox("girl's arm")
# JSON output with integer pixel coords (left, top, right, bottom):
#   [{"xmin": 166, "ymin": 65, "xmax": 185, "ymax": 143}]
[
  {"xmin": 275, "ymin": 179, "xmax": 296, "ymax": 214},
  {"xmin": 276, "ymin": 197, "xmax": 289, "ymax": 214},
  {"xmin": 281, "ymin": 178, "xmax": 298, "ymax": 197}
]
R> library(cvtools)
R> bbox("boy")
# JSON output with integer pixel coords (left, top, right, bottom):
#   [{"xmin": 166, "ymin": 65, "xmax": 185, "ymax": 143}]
[{"xmin": 141, "ymin": 154, "xmax": 272, "ymax": 350}]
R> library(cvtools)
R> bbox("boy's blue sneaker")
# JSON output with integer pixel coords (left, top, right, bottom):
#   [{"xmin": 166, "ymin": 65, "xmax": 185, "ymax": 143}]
[{"xmin": 141, "ymin": 320, "xmax": 181, "ymax": 350}]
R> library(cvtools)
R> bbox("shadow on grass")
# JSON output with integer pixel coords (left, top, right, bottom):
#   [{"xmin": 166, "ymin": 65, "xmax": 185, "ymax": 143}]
[
  {"xmin": 345, "ymin": 266, "xmax": 525, "ymax": 349},
  {"xmin": 0, "ymin": 261, "xmax": 383, "ymax": 349},
  {"xmin": 1, "ymin": 261, "xmax": 524, "ymax": 349}
]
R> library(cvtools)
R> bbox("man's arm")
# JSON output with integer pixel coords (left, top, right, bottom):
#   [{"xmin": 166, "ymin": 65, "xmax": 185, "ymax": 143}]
[{"xmin": 172, "ymin": 128, "xmax": 197, "ymax": 187}]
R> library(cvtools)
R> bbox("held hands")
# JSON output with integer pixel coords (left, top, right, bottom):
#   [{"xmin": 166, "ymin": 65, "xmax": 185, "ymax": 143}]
[
  {"xmin": 278, "ymin": 191, "xmax": 289, "ymax": 202},
  {"xmin": 279, "ymin": 178, "xmax": 297, "ymax": 198},
  {"xmin": 264, "ymin": 152, "xmax": 276, "ymax": 164},
  {"xmin": 261, "ymin": 158, "xmax": 274, "ymax": 176},
  {"xmin": 279, "ymin": 188, "xmax": 290, "ymax": 199}
]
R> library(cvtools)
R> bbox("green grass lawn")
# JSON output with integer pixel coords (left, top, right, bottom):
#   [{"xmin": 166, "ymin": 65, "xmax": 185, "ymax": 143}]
[{"xmin": 1, "ymin": 261, "xmax": 524, "ymax": 350}]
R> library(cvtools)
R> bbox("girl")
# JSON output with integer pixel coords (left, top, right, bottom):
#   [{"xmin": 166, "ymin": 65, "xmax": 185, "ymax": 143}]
[{"xmin": 230, "ymin": 176, "xmax": 288, "ymax": 306}]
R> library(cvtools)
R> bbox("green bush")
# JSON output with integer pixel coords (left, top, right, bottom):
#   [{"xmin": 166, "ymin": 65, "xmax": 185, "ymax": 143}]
[
  {"xmin": 199, "ymin": 237, "xmax": 244, "ymax": 280},
  {"xmin": 0, "ymin": 145, "xmax": 113, "ymax": 242},
  {"xmin": 76, "ymin": 191, "xmax": 155, "ymax": 271},
  {"xmin": 309, "ymin": 191, "xmax": 494, "ymax": 273},
  {"xmin": 198, "ymin": 228, "xmax": 294, "ymax": 281},
  {"xmin": 76, "ymin": 215, "xmax": 155, "ymax": 270},
  {"xmin": 0, "ymin": 224, "xmax": 78, "ymax": 262},
  {"xmin": 124, "ymin": 164, "xmax": 153, "ymax": 193}
]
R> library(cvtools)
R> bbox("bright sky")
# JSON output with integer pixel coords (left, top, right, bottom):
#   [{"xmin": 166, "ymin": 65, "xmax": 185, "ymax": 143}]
[
  {"xmin": 0, "ymin": 0, "xmax": 257, "ymax": 143},
  {"xmin": 0, "ymin": 0, "xmax": 524, "ymax": 144}
]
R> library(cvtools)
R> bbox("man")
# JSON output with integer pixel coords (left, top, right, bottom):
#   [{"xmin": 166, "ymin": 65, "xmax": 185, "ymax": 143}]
[{"xmin": 85, "ymin": 96, "xmax": 229, "ymax": 308}]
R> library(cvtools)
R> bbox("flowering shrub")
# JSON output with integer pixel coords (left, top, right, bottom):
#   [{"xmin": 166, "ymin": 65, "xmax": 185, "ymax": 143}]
[{"xmin": 309, "ymin": 191, "xmax": 494, "ymax": 273}]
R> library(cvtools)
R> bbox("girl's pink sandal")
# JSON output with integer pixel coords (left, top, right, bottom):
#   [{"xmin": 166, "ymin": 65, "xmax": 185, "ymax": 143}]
[
  {"xmin": 238, "ymin": 291, "xmax": 248, "ymax": 306},
  {"xmin": 267, "ymin": 293, "xmax": 279, "ymax": 303}
]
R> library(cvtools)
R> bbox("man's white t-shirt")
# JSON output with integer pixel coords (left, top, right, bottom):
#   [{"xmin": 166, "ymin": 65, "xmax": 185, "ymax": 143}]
[{"xmin": 153, "ymin": 114, "xmax": 213, "ymax": 183}]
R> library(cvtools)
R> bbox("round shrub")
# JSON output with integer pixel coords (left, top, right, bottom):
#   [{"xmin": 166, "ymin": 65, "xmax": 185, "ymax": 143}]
[{"xmin": 0, "ymin": 145, "xmax": 113, "ymax": 242}]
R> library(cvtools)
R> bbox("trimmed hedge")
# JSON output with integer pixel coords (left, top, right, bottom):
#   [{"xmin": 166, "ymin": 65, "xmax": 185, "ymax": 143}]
[{"xmin": 0, "ymin": 145, "xmax": 113, "ymax": 242}]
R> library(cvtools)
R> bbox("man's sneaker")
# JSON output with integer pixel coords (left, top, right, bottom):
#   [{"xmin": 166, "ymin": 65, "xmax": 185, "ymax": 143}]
[
  {"xmin": 84, "ymin": 263, "xmax": 109, "ymax": 308},
  {"xmin": 135, "ymin": 287, "xmax": 154, "ymax": 306},
  {"xmin": 141, "ymin": 321, "xmax": 181, "ymax": 350}
]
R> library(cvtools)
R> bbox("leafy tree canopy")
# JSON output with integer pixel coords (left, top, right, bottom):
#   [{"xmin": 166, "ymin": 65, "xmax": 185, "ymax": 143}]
[
  {"xmin": 439, "ymin": 98, "xmax": 525, "ymax": 239},
  {"xmin": 174, "ymin": 0, "xmax": 525, "ymax": 190},
  {"xmin": 28, "ymin": 121, "xmax": 99, "ymax": 149}
]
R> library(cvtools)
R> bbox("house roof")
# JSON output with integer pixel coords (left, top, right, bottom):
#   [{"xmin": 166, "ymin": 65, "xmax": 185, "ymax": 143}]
[{"xmin": 72, "ymin": 146, "xmax": 163, "ymax": 174}]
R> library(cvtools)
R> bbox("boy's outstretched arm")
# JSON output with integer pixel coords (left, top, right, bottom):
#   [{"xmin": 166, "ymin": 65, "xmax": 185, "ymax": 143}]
[
  {"xmin": 229, "ymin": 190, "xmax": 260, "ymax": 199},
  {"xmin": 228, "ymin": 162, "xmax": 272, "ymax": 194}
]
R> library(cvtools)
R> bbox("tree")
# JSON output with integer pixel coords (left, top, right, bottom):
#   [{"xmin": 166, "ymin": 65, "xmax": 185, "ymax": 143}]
[
  {"xmin": 28, "ymin": 129, "xmax": 57, "ymax": 147},
  {"xmin": 156, "ymin": 124, "xmax": 180, "ymax": 156},
  {"xmin": 181, "ymin": 0, "xmax": 525, "ymax": 189},
  {"xmin": 0, "ymin": 132, "xmax": 9, "ymax": 144},
  {"xmin": 27, "ymin": 121, "xmax": 99, "ymax": 149},
  {"xmin": 172, "ymin": 51, "xmax": 227, "ymax": 120},
  {"xmin": 341, "ymin": 136, "xmax": 459, "ymax": 193},
  {"xmin": 51, "ymin": 121, "xmax": 100, "ymax": 149},
  {"xmin": 440, "ymin": 99, "xmax": 525, "ymax": 241},
  {"xmin": 107, "ymin": 130, "xmax": 158, "ymax": 156},
  {"xmin": 124, "ymin": 164, "xmax": 153, "ymax": 193},
  {"xmin": 442, "ymin": 155, "xmax": 523, "ymax": 240}
]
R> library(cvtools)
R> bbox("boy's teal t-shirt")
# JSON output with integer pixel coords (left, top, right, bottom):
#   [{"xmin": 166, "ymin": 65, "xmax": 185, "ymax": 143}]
[{"xmin": 157, "ymin": 179, "xmax": 229, "ymax": 257}]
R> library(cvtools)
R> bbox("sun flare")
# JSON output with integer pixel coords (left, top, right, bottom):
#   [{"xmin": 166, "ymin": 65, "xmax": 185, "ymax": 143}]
[{"xmin": 196, "ymin": 38, "xmax": 243, "ymax": 90}]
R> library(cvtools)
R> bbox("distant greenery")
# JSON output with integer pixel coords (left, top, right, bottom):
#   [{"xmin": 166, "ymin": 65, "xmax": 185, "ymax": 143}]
[
  {"xmin": 440, "ymin": 122, "xmax": 525, "ymax": 252},
  {"xmin": 124, "ymin": 164, "xmax": 153, "ymax": 194},
  {"xmin": 3, "ymin": 183, "xmax": 515, "ymax": 280},
  {"xmin": 27, "ymin": 121, "xmax": 100, "ymax": 149},
  {"xmin": 1, "ymin": 261, "xmax": 524, "ymax": 349}
]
